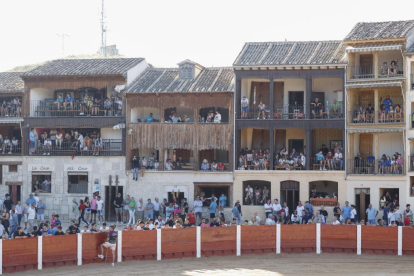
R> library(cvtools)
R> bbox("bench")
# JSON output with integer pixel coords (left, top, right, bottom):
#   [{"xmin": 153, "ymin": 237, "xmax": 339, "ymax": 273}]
[
  {"xmin": 2, "ymin": 262, "xmax": 37, "ymax": 273},
  {"xmin": 42, "ymin": 258, "xmax": 77, "ymax": 268}
]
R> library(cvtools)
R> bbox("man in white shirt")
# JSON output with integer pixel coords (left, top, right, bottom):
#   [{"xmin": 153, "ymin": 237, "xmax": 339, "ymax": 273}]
[
  {"xmin": 153, "ymin": 198, "xmax": 161, "ymax": 221},
  {"xmin": 27, "ymin": 203, "xmax": 36, "ymax": 232},
  {"xmin": 254, "ymin": 212, "xmax": 261, "ymax": 224},
  {"xmin": 241, "ymin": 96, "xmax": 249, "ymax": 119},
  {"xmin": 332, "ymin": 216, "xmax": 341, "ymax": 225},
  {"xmin": 33, "ymin": 193, "xmax": 39, "ymax": 208},
  {"xmin": 296, "ymin": 202, "xmax": 304, "ymax": 218},
  {"xmin": 350, "ymin": 205, "xmax": 357, "ymax": 223},
  {"xmin": 96, "ymin": 196, "xmax": 104, "ymax": 224},
  {"xmin": 264, "ymin": 200, "xmax": 273, "ymax": 218},
  {"xmin": 15, "ymin": 201, "xmax": 22, "ymax": 226},
  {"xmin": 272, "ymin": 199, "xmax": 281, "ymax": 217},
  {"xmin": 395, "ymin": 205, "xmax": 402, "ymax": 225},
  {"xmin": 136, "ymin": 198, "xmax": 144, "ymax": 222},
  {"xmin": 265, "ymin": 215, "xmax": 275, "ymax": 225},
  {"xmin": 193, "ymin": 196, "xmax": 203, "ymax": 225},
  {"xmin": 99, "ymin": 222, "xmax": 110, "ymax": 232}
]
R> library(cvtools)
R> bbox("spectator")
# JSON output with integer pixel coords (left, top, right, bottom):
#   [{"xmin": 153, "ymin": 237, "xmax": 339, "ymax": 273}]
[
  {"xmin": 342, "ymin": 201, "xmax": 351, "ymax": 223},
  {"xmin": 137, "ymin": 198, "xmax": 145, "ymax": 222},
  {"xmin": 311, "ymin": 98, "xmax": 323, "ymax": 118},
  {"xmin": 97, "ymin": 196, "xmax": 104, "ymax": 224},
  {"xmin": 37, "ymin": 199, "xmax": 46, "ymax": 222},
  {"xmin": 331, "ymin": 99, "xmax": 340, "ymax": 117},
  {"xmin": 146, "ymin": 199, "xmax": 154, "ymax": 220},
  {"xmin": 214, "ymin": 110, "xmax": 222, "ymax": 123},
  {"xmin": 201, "ymin": 159, "xmax": 209, "ymax": 171},
  {"xmin": 241, "ymin": 96, "xmax": 249, "ymax": 119},
  {"xmin": 140, "ymin": 156, "xmax": 147, "ymax": 179},
  {"xmin": 257, "ymin": 101, "xmax": 266, "ymax": 119},
  {"xmin": 128, "ymin": 197, "xmax": 136, "ymax": 226},
  {"xmin": 209, "ymin": 199, "xmax": 217, "ymax": 219},
  {"xmin": 114, "ymin": 193, "xmax": 123, "ymax": 224}
]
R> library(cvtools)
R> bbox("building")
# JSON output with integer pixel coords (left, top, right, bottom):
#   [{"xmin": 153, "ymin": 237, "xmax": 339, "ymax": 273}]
[
  {"xmin": 344, "ymin": 20, "xmax": 414, "ymax": 220},
  {"xmin": 0, "ymin": 72, "xmax": 25, "ymax": 204},
  {"xmin": 19, "ymin": 58, "xmax": 148, "ymax": 220},
  {"xmin": 232, "ymin": 41, "xmax": 347, "ymax": 219},
  {"xmin": 124, "ymin": 60, "xmax": 234, "ymax": 212}
]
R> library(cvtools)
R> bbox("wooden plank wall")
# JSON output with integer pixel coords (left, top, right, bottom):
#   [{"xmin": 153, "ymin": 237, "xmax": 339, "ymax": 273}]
[
  {"xmin": 402, "ymin": 227, "xmax": 414, "ymax": 255},
  {"xmin": 321, "ymin": 225, "xmax": 357, "ymax": 253},
  {"xmin": 281, "ymin": 224, "xmax": 316, "ymax": 253},
  {"xmin": 241, "ymin": 225, "xmax": 276, "ymax": 254},
  {"xmin": 162, "ymin": 228, "xmax": 196, "ymax": 259},
  {"xmin": 201, "ymin": 227, "xmax": 236, "ymax": 257},
  {"xmin": 42, "ymin": 235, "xmax": 77, "ymax": 267},
  {"xmin": 82, "ymin": 233, "xmax": 108, "ymax": 264},
  {"xmin": 2, "ymin": 238, "xmax": 37, "ymax": 273},
  {"xmin": 361, "ymin": 226, "xmax": 398, "ymax": 255},
  {"xmin": 122, "ymin": 230, "xmax": 157, "ymax": 261}
]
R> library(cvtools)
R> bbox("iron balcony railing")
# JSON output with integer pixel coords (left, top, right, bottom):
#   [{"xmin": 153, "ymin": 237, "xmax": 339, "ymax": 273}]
[
  {"xmin": 347, "ymin": 159, "xmax": 404, "ymax": 175},
  {"xmin": 349, "ymin": 109, "xmax": 404, "ymax": 124}
]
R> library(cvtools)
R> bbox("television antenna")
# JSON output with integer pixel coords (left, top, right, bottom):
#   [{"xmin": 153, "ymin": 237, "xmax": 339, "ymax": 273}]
[
  {"xmin": 56, "ymin": 33, "xmax": 70, "ymax": 57},
  {"xmin": 100, "ymin": 0, "xmax": 107, "ymax": 57}
]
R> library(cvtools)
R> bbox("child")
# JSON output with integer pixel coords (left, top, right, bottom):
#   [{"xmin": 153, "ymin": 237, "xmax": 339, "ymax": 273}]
[
  {"xmin": 246, "ymin": 151, "xmax": 253, "ymax": 169},
  {"xmin": 253, "ymin": 159, "xmax": 260, "ymax": 170},
  {"xmin": 200, "ymin": 219, "xmax": 210, "ymax": 227},
  {"xmin": 50, "ymin": 213, "xmax": 56, "ymax": 229},
  {"xmin": 385, "ymin": 156, "xmax": 391, "ymax": 174},
  {"xmin": 316, "ymin": 150, "xmax": 325, "ymax": 171},
  {"xmin": 219, "ymin": 193, "xmax": 227, "ymax": 214},
  {"xmin": 379, "ymin": 158, "xmax": 385, "ymax": 174},
  {"xmin": 350, "ymin": 205, "xmax": 357, "ymax": 223}
]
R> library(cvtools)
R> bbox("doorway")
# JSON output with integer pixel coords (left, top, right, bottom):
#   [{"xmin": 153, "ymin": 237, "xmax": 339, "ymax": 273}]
[
  {"xmin": 288, "ymin": 91, "xmax": 304, "ymax": 113},
  {"xmin": 8, "ymin": 184, "xmax": 21, "ymax": 204},
  {"xmin": 288, "ymin": 139, "xmax": 304, "ymax": 154},
  {"xmin": 359, "ymin": 133, "xmax": 373, "ymax": 157},
  {"xmin": 280, "ymin": 181, "xmax": 299, "ymax": 214},
  {"xmin": 105, "ymin": 186, "xmax": 124, "ymax": 222},
  {"xmin": 355, "ymin": 188, "xmax": 370, "ymax": 221}
]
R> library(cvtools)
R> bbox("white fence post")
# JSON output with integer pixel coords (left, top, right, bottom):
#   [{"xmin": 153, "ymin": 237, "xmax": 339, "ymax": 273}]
[
  {"xmin": 37, "ymin": 235, "xmax": 42, "ymax": 270},
  {"xmin": 0, "ymin": 239, "xmax": 3, "ymax": 275},
  {"xmin": 316, "ymin": 223, "xmax": 321, "ymax": 254},
  {"xmin": 157, "ymin": 229, "xmax": 161, "ymax": 260},
  {"xmin": 77, "ymin": 233, "xmax": 82, "ymax": 266},
  {"xmin": 276, "ymin": 224, "xmax": 281, "ymax": 254},
  {"xmin": 117, "ymin": 231, "xmax": 122, "ymax": 263},
  {"xmin": 357, "ymin": 225, "xmax": 361, "ymax": 255},
  {"xmin": 236, "ymin": 225, "xmax": 241, "ymax": 256},
  {"xmin": 196, "ymin": 226, "xmax": 201, "ymax": 258},
  {"xmin": 398, "ymin": 226, "xmax": 402, "ymax": 256}
]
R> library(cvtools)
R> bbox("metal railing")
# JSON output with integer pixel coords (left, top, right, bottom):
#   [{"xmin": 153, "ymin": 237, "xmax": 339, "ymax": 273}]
[
  {"xmin": 68, "ymin": 183, "xmax": 88, "ymax": 194},
  {"xmin": 351, "ymin": 66, "xmax": 374, "ymax": 79},
  {"xmin": 347, "ymin": 159, "xmax": 404, "ymax": 175},
  {"xmin": 378, "ymin": 65, "xmax": 404, "ymax": 78},
  {"xmin": 349, "ymin": 109, "xmax": 404, "ymax": 124},
  {"xmin": 238, "ymin": 104, "xmax": 343, "ymax": 119},
  {"xmin": 350, "ymin": 65, "xmax": 404, "ymax": 79},
  {"xmin": 310, "ymin": 157, "xmax": 344, "ymax": 171},
  {"xmin": 28, "ymin": 139, "xmax": 122, "ymax": 156},
  {"xmin": 0, "ymin": 142, "xmax": 21, "ymax": 155},
  {"xmin": 29, "ymin": 99, "xmax": 122, "ymax": 117}
]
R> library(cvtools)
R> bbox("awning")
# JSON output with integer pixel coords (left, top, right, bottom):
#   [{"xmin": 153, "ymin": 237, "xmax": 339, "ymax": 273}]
[
  {"xmin": 0, "ymin": 118, "xmax": 24, "ymax": 124},
  {"xmin": 345, "ymin": 81, "xmax": 402, "ymax": 89},
  {"xmin": 348, "ymin": 128, "xmax": 403, "ymax": 133},
  {"xmin": 346, "ymin": 43, "xmax": 402, "ymax": 53}
]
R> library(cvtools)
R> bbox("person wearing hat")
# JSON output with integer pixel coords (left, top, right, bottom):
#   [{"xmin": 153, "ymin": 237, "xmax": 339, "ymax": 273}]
[
  {"xmin": 241, "ymin": 96, "xmax": 249, "ymax": 119},
  {"xmin": 201, "ymin": 159, "xmax": 209, "ymax": 171}
]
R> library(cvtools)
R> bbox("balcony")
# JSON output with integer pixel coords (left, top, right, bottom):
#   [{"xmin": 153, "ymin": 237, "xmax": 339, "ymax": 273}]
[
  {"xmin": 28, "ymin": 139, "xmax": 122, "ymax": 156},
  {"xmin": 29, "ymin": 99, "xmax": 122, "ymax": 117},
  {"xmin": 0, "ymin": 142, "xmax": 21, "ymax": 156},
  {"xmin": 0, "ymin": 96, "xmax": 22, "ymax": 118},
  {"xmin": 237, "ymin": 104, "xmax": 343, "ymax": 120},
  {"xmin": 350, "ymin": 65, "xmax": 404, "ymax": 80},
  {"xmin": 348, "ymin": 108, "xmax": 404, "ymax": 125},
  {"xmin": 347, "ymin": 159, "xmax": 405, "ymax": 175}
]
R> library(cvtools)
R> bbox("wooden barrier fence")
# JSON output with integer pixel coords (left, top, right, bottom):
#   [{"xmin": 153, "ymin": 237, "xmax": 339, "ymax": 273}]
[{"xmin": 1, "ymin": 225, "xmax": 414, "ymax": 274}]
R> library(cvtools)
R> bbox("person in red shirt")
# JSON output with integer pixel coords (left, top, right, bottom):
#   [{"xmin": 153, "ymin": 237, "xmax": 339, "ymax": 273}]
[
  {"xmin": 188, "ymin": 209, "xmax": 196, "ymax": 226},
  {"xmin": 78, "ymin": 199, "xmax": 89, "ymax": 226},
  {"xmin": 217, "ymin": 162, "xmax": 225, "ymax": 171}
]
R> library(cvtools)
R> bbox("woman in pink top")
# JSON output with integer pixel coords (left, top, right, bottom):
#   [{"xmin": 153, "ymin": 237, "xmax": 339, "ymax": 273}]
[
  {"xmin": 173, "ymin": 205, "xmax": 181, "ymax": 216},
  {"xmin": 90, "ymin": 196, "xmax": 98, "ymax": 224}
]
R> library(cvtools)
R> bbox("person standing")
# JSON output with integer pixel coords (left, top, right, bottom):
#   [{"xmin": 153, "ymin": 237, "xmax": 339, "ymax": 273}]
[
  {"xmin": 1, "ymin": 208, "xmax": 10, "ymax": 235},
  {"xmin": 131, "ymin": 156, "xmax": 140, "ymax": 181},
  {"xmin": 232, "ymin": 203, "xmax": 240, "ymax": 224},
  {"xmin": 113, "ymin": 193, "xmax": 123, "ymax": 224},
  {"xmin": 3, "ymin": 194, "xmax": 13, "ymax": 212},
  {"xmin": 36, "ymin": 199, "xmax": 46, "ymax": 222},
  {"xmin": 8, "ymin": 210, "xmax": 18, "ymax": 238},
  {"xmin": 404, "ymin": 204, "xmax": 413, "ymax": 226},
  {"xmin": 98, "ymin": 225, "xmax": 117, "ymax": 266},
  {"xmin": 145, "ymin": 199, "xmax": 154, "ymax": 220},
  {"xmin": 136, "ymin": 198, "xmax": 144, "ymax": 222},
  {"xmin": 78, "ymin": 199, "xmax": 89, "ymax": 226},
  {"xmin": 72, "ymin": 198, "xmax": 79, "ymax": 220},
  {"xmin": 128, "ymin": 197, "xmax": 136, "ymax": 226},
  {"xmin": 23, "ymin": 201, "xmax": 30, "ymax": 230},
  {"xmin": 124, "ymin": 195, "xmax": 131, "ymax": 224},
  {"xmin": 27, "ymin": 203, "xmax": 36, "ymax": 232},
  {"xmin": 140, "ymin": 157, "xmax": 147, "ymax": 180},
  {"xmin": 97, "ymin": 196, "xmax": 104, "ymax": 224},
  {"xmin": 84, "ymin": 197, "xmax": 91, "ymax": 223},
  {"xmin": 153, "ymin": 198, "xmax": 161, "ymax": 221},
  {"xmin": 241, "ymin": 96, "xmax": 249, "ymax": 119},
  {"xmin": 90, "ymin": 195, "xmax": 98, "ymax": 224},
  {"xmin": 15, "ymin": 201, "xmax": 22, "ymax": 226},
  {"xmin": 365, "ymin": 204, "xmax": 378, "ymax": 226},
  {"xmin": 342, "ymin": 201, "xmax": 351, "ymax": 223},
  {"xmin": 209, "ymin": 199, "xmax": 217, "ymax": 219},
  {"xmin": 194, "ymin": 196, "xmax": 203, "ymax": 226}
]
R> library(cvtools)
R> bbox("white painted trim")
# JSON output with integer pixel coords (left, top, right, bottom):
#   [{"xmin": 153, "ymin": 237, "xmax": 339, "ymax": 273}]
[
  {"xmin": 236, "ymin": 225, "xmax": 241, "ymax": 256},
  {"xmin": 117, "ymin": 231, "xmax": 122, "ymax": 262},
  {"xmin": 77, "ymin": 233, "xmax": 82, "ymax": 266},
  {"xmin": 38, "ymin": 236, "xmax": 43, "ymax": 270},
  {"xmin": 276, "ymin": 224, "xmax": 281, "ymax": 254},
  {"xmin": 196, "ymin": 227, "xmax": 201, "ymax": 258},
  {"xmin": 157, "ymin": 229, "xmax": 162, "ymax": 260},
  {"xmin": 357, "ymin": 225, "xmax": 361, "ymax": 255},
  {"xmin": 398, "ymin": 226, "xmax": 402, "ymax": 256},
  {"xmin": 316, "ymin": 223, "xmax": 321, "ymax": 254},
  {"xmin": 0, "ymin": 239, "xmax": 3, "ymax": 275}
]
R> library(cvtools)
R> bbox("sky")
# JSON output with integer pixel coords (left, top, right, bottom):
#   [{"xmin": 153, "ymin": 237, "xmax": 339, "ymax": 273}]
[{"xmin": 0, "ymin": 0, "xmax": 413, "ymax": 72}]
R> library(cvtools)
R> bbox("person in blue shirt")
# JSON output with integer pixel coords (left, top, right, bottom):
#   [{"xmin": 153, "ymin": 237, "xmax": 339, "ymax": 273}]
[
  {"xmin": 342, "ymin": 201, "xmax": 352, "ymax": 223},
  {"xmin": 64, "ymin": 93, "xmax": 74, "ymax": 109},
  {"xmin": 209, "ymin": 199, "xmax": 217, "ymax": 219},
  {"xmin": 383, "ymin": 95, "xmax": 393, "ymax": 114},
  {"xmin": 366, "ymin": 204, "xmax": 378, "ymax": 225},
  {"xmin": 232, "ymin": 203, "xmax": 240, "ymax": 224},
  {"xmin": 145, "ymin": 113, "xmax": 154, "ymax": 123},
  {"xmin": 383, "ymin": 203, "xmax": 390, "ymax": 226},
  {"xmin": 304, "ymin": 201, "xmax": 314, "ymax": 215},
  {"xmin": 27, "ymin": 194, "xmax": 36, "ymax": 207},
  {"xmin": 165, "ymin": 203, "xmax": 174, "ymax": 219},
  {"xmin": 385, "ymin": 156, "xmax": 391, "ymax": 174},
  {"xmin": 315, "ymin": 150, "xmax": 326, "ymax": 171},
  {"xmin": 40, "ymin": 224, "xmax": 52, "ymax": 236},
  {"xmin": 219, "ymin": 193, "xmax": 227, "ymax": 214},
  {"xmin": 54, "ymin": 94, "xmax": 63, "ymax": 109}
]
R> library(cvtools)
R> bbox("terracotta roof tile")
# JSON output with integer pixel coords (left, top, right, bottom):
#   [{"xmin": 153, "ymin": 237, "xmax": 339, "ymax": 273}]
[
  {"xmin": 344, "ymin": 20, "xmax": 414, "ymax": 41},
  {"xmin": 0, "ymin": 72, "xmax": 24, "ymax": 93}
]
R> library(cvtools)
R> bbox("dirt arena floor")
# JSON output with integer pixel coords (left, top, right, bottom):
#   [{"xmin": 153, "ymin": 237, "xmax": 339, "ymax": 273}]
[{"xmin": 19, "ymin": 253, "xmax": 414, "ymax": 276}]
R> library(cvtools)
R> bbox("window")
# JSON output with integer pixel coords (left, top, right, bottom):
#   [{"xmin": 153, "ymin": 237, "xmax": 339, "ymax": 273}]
[
  {"xmin": 32, "ymin": 174, "xmax": 52, "ymax": 193},
  {"xmin": 242, "ymin": 180, "xmax": 271, "ymax": 206},
  {"xmin": 8, "ymin": 165, "xmax": 18, "ymax": 172},
  {"xmin": 195, "ymin": 185, "xmax": 230, "ymax": 207},
  {"xmin": 68, "ymin": 174, "xmax": 88, "ymax": 194}
]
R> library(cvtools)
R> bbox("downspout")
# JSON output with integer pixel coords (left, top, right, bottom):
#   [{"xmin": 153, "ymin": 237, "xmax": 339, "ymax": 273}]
[
  {"xmin": 233, "ymin": 72, "xmax": 236, "ymax": 181},
  {"xmin": 344, "ymin": 66, "xmax": 348, "ymax": 180}
]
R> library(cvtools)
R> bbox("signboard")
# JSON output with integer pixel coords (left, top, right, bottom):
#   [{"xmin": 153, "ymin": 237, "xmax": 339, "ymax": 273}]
[
  {"xmin": 29, "ymin": 164, "xmax": 55, "ymax": 171},
  {"xmin": 64, "ymin": 164, "xmax": 91, "ymax": 172}
]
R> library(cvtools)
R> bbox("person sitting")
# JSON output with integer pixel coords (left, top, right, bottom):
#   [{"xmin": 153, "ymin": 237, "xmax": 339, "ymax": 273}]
[
  {"xmin": 211, "ymin": 160, "xmax": 218, "ymax": 171},
  {"xmin": 63, "ymin": 93, "xmax": 74, "ymax": 109},
  {"xmin": 175, "ymin": 156, "xmax": 184, "ymax": 170},
  {"xmin": 54, "ymin": 94, "xmax": 63, "ymax": 109},
  {"xmin": 311, "ymin": 98, "xmax": 323, "ymax": 118},
  {"xmin": 145, "ymin": 113, "xmax": 154, "ymax": 122},
  {"xmin": 365, "ymin": 104, "xmax": 374, "ymax": 123},
  {"xmin": 394, "ymin": 104, "xmax": 402, "ymax": 122},
  {"xmin": 389, "ymin": 60, "xmax": 399, "ymax": 76},
  {"xmin": 217, "ymin": 161, "xmax": 225, "ymax": 171},
  {"xmin": 333, "ymin": 149, "xmax": 343, "ymax": 170},
  {"xmin": 201, "ymin": 159, "xmax": 209, "ymax": 171},
  {"xmin": 257, "ymin": 101, "xmax": 266, "ymax": 119},
  {"xmin": 315, "ymin": 150, "xmax": 326, "ymax": 171},
  {"xmin": 165, "ymin": 159, "xmax": 173, "ymax": 171},
  {"xmin": 331, "ymin": 99, "xmax": 340, "ymax": 118},
  {"xmin": 325, "ymin": 152, "xmax": 334, "ymax": 170},
  {"xmin": 383, "ymin": 95, "xmax": 393, "ymax": 119},
  {"xmin": 356, "ymin": 106, "xmax": 365, "ymax": 123},
  {"xmin": 380, "ymin": 62, "xmax": 388, "ymax": 76}
]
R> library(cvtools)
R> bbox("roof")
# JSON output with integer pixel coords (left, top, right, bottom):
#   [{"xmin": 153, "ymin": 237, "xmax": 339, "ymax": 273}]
[
  {"xmin": 346, "ymin": 43, "xmax": 402, "ymax": 53},
  {"xmin": 344, "ymin": 20, "xmax": 414, "ymax": 41},
  {"xmin": 22, "ymin": 58, "xmax": 145, "ymax": 78},
  {"xmin": 126, "ymin": 67, "xmax": 234, "ymax": 93},
  {"xmin": 233, "ymin": 41, "xmax": 347, "ymax": 67},
  {"xmin": 406, "ymin": 44, "xmax": 414, "ymax": 54},
  {"xmin": 345, "ymin": 81, "xmax": 402, "ymax": 89},
  {"xmin": 0, "ymin": 72, "xmax": 25, "ymax": 93}
]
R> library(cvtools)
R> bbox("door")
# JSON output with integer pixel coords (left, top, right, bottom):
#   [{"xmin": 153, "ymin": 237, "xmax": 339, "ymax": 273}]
[
  {"xmin": 252, "ymin": 129, "xmax": 270, "ymax": 150},
  {"xmin": 288, "ymin": 139, "xmax": 304, "ymax": 155},
  {"xmin": 274, "ymin": 82, "xmax": 284, "ymax": 109},
  {"xmin": 280, "ymin": 181, "xmax": 299, "ymax": 214},
  {"xmin": 359, "ymin": 90, "xmax": 374, "ymax": 108},
  {"xmin": 360, "ymin": 54, "xmax": 373, "ymax": 77},
  {"xmin": 289, "ymin": 91, "xmax": 304, "ymax": 113},
  {"xmin": 275, "ymin": 130, "xmax": 286, "ymax": 153},
  {"xmin": 8, "ymin": 184, "xmax": 21, "ymax": 204},
  {"xmin": 355, "ymin": 188, "xmax": 370, "ymax": 222},
  {"xmin": 359, "ymin": 133, "xmax": 373, "ymax": 157},
  {"xmin": 250, "ymin": 82, "xmax": 270, "ymax": 111},
  {"xmin": 105, "ymin": 186, "xmax": 123, "ymax": 222}
]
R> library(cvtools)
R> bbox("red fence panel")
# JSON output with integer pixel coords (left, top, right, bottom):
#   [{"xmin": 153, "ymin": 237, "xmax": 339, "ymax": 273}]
[
  {"xmin": 2, "ymin": 237, "xmax": 37, "ymax": 273},
  {"xmin": 402, "ymin": 227, "xmax": 414, "ymax": 255},
  {"xmin": 82, "ymin": 232, "xmax": 108, "ymax": 264},
  {"xmin": 162, "ymin": 228, "xmax": 196, "ymax": 259},
  {"xmin": 241, "ymin": 225, "xmax": 276, "ymax": 254},
  {"xmin": 201, "ymin": 226, "xmax": 236, "ymax": 257},
  {"xmin": 122, "ymin": 230, "xmax": 157, "ymax": 261},
  {"xmin": 42, "ymin": 235, "xmax": 78, "ymax": 267},
  {"xmin": 321, "ymin": 225, "xmax": 357, "ymax": 253},
  {"xmin": 361, "ymin": 226, "xmax": 398, "ymax": 255},
  {"xmin": 281, "ymin": 224, "xmax": 316, "ymax": 253}
]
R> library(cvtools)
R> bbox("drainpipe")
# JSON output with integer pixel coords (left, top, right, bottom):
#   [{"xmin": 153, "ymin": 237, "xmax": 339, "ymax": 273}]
[
  {"xmin": 344, "ymin": 66, "xmax": 348, "ymax": 180},
  {"xmin": 233, "ymin": 72, "xmax": 236, "ymax": 181}
]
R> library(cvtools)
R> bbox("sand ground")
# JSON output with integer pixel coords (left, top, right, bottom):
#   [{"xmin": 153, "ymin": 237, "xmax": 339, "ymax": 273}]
[{"xmin": 18, "ymin": 253, "xmax": 414, "ymax": 276}]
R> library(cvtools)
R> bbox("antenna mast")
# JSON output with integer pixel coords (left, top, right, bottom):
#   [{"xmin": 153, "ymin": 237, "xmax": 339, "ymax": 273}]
[
  {"xmin": 56, "ymin": 33, "xmax": 70, "ymax": 57},
  {"xmin": 100, "ymin": 0, "xmax": 107, "ymax": 57}
]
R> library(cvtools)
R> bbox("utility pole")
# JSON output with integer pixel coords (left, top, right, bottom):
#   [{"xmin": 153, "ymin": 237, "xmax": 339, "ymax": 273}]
[
  {"xmin": 56, "ymin": 33, "xmax": 70, "ymax": 57},
  {"xmin": 100, "ymin": 0, "xmax": 107, "ymax": 57}
]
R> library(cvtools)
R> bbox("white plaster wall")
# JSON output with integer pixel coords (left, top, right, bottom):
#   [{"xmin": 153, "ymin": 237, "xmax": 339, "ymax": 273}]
[
  {"xmin": 312, "ymin": 78, "xmax": 343, "ymax": 105},
  {"xmin": 377, "ymin": 50, "xmax": 403, "ymax": 67},
  {"xmin": 281, "ymin": 79, "xmax": 306, "ymax": 106},
  {"xmin": 127, "ymin": 60, "xmax": 149, "ymax": 86},
  {"xmin": 378, "ymin": 133, "xmax": 403, "ymax": 157},
  {"xmin": 100, "ymin": 128, "xmax": 122, "ymax": 139},
  {"xmin": 30, "ymin": 88, "xmax": 54, "ymax": 116}
]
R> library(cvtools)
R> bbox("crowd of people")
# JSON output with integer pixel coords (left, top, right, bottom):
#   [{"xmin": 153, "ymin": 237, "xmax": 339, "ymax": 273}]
[
  {"xmin": 141, "ymin": 110, "xmax": 222, "ymax": 123},
  {"xmin": 354, "ymin": 152, "xmax": 404, "ymax": 174},
  {"xmin": 354, "ymin": 95, "xmax": 403, "ymax": 124},
  {"xmin": 0, "ymin": 134, "xmax": 20, "ymax": 154},
  {"xmin": 0, "ymin": 97, "xmax": 22, "ymax": 117}
]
